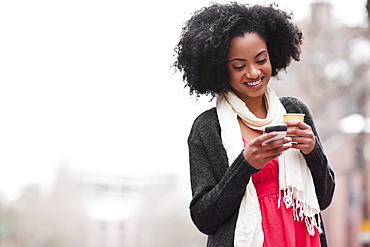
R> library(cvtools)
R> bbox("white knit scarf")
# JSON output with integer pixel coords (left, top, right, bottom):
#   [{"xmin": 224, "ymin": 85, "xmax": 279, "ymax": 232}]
[{"xmin": 215, "ymin": 87, "xmax": 322, "ymax": 247}]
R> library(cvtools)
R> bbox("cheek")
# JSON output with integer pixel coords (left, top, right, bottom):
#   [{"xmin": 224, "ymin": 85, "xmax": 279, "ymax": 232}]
[
  {"xmin": 227, "ymin": 69, "xmax": 242, "ymax": 83},
  {"xmin": 263, "ymin": 62, "xmax": 272, "ymax": 75}
]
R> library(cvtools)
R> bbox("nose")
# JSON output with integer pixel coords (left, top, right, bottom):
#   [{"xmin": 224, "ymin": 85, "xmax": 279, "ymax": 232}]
[{"xmin": 246, "ymin": 65, "xmax": 260, "ymax": 79}]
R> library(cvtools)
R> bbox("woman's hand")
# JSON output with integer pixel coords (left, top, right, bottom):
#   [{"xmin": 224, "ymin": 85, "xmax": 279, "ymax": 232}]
[
  {"xmin": 286, "ymin": 120, "xmax": 316, "ymax": 154},
  {"xmin": 243, "ymin": 133, "xmax": 292, "ymax": 170}
]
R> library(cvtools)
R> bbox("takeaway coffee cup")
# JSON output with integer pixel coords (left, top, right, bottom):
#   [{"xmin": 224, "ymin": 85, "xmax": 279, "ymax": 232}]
[{"xmin": 283, "ymin": 114, "xmax": 305, "ymax": 136}]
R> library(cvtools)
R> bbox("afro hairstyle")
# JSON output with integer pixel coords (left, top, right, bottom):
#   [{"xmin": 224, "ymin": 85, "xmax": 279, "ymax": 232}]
[{"xmin": 173, "ymin": 2, "xmax": 303, "ymax": 98}]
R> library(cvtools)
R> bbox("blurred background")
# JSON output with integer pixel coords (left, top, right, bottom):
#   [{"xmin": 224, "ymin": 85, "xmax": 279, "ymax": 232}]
[{"xmin": 0, "ymin": 0, "xmax": 369, "ymax": 246}]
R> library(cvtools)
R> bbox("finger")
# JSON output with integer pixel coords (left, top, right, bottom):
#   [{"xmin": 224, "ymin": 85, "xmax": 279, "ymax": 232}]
[
  {"xmin": 286, "ymin": 128, "xmax": 300, "ymax": 137},
  {"xmin": 266, "ymin": 141, "xmax": 292, "ymax": 154},
  {"xmin": 286, "ymin": 120, "xmax": 310, "ymax": 130},
  {"xmin": 255, "ymin": 132, "xmax": 279, "ymax": 145},
  {"xmin": 262, "ymin": 137, "xmax": 292, "ymax": 149},
  {"xmin": 245, "ymin": 142, "xmax": 292, "ymax": 169},
  {"xmin": 291, "ymin": 135, "xmax": 315, "ymax": 152},
  {"xmin": 285, "ymin": 120, "xmax": 299, "ymax": 127},
  {"xmin": 291, "ymin": 142, "xmax": 311, "ymax": 153},
  {"xmin": 290, "ymin": 135, "xmax": 308, "ymax": 143},
  {"xmin": 287, "ymin": 128, "xmax": 312, "ymax": 138}
]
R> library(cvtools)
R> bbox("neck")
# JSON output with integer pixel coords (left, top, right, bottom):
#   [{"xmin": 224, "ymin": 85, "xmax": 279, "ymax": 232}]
[{"xmin": 243, "ymin": 96, "xmax": 267, "ymax": 119}]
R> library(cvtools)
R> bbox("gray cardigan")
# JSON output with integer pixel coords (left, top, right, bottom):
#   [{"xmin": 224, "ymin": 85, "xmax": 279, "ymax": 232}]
[{"xmin": 188, "ymin": 96, "xmax": 335, "ymax": 247}]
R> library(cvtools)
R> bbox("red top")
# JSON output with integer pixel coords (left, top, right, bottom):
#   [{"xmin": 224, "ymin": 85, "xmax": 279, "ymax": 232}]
[{"xmin": 244, "ymin": 140, "xmax": 321, "ymax": 247}]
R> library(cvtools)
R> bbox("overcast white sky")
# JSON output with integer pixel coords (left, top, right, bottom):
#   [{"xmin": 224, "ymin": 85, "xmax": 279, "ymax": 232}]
[{"xmin": 0, "ymin": 0, "xmax": 367, "ymax": 201}]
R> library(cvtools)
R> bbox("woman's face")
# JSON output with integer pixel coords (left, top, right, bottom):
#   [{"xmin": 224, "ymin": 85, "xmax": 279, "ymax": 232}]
[{"xmin": 227, "ymin": 32, "xmax": 272, "ymax": 102}]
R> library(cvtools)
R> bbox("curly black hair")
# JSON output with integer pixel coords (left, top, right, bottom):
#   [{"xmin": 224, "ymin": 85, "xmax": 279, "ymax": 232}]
[{"xmin": 174, "ymin": 2, "xmax": 303, "ymax": 98}]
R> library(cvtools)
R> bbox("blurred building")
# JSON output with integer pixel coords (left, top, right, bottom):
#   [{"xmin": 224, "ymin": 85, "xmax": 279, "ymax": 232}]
[
  {"xmin": 0, "ymin": 166, "xmax": 205, "ymax": 247},
  {"xmin": 78, "ymin": 172, "xmax": 149, "ymax": 247},
  {"xmin": 76, "ymin": 171, "xmax": 205, "ymax": 247}
]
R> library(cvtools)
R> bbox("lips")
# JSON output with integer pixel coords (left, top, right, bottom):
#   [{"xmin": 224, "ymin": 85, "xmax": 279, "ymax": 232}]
[{"xmin": 243, "ymin": 77, "xmax": 263, "ymax": 86}]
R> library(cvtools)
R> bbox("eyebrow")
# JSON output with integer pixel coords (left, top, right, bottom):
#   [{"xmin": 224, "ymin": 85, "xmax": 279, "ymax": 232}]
[{"xmin": 229, "ymin": 50, "xmax": 267, "ymax": 63}]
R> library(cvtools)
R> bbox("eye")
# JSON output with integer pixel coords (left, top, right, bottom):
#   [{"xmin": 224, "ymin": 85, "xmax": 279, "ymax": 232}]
[
  {"xmin": 233, "ymin": 65, "xmax": 245, "ymax": 70},
  {"xmin": 256, "ymin": 59, "xmax": 267, "ymax": 64}
]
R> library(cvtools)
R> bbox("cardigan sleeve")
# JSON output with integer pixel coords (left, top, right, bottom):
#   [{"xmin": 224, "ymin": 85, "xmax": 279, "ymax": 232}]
[
  {"xmin": 188, "ymin": 109, "xmax": 259, "ymax": 235},
  {"xmin": 281, "ymin": 96, "xmax": 335, "ymax": 210}
]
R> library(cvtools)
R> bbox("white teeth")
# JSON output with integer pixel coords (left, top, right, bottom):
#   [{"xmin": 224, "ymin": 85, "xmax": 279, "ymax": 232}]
[{"xmin": 245, "ymin": 78, "xmax": 261, "ymax": 86}]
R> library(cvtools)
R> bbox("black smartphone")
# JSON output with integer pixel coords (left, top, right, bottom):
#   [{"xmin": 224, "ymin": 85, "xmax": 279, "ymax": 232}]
[{"xmin": 263, "ymin": 123, "xmax": 287, "ymax": 143}]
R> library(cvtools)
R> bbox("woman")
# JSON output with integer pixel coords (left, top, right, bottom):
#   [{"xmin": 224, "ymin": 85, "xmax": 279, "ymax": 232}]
[{"xmin": 174, "ymin": 2, "xmax": 335, "ymax": 247}]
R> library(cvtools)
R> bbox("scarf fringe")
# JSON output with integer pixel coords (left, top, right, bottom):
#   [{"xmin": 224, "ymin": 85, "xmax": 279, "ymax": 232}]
[{"xmin": 278, "ymin": 187, "xmax": 323, "ymax": 236}]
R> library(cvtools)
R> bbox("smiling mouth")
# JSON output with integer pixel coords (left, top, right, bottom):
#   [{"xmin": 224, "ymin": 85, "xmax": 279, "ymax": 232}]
[{"xmin": 243, "ymin": 77, "xmax": 263, "ymax": 86}]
